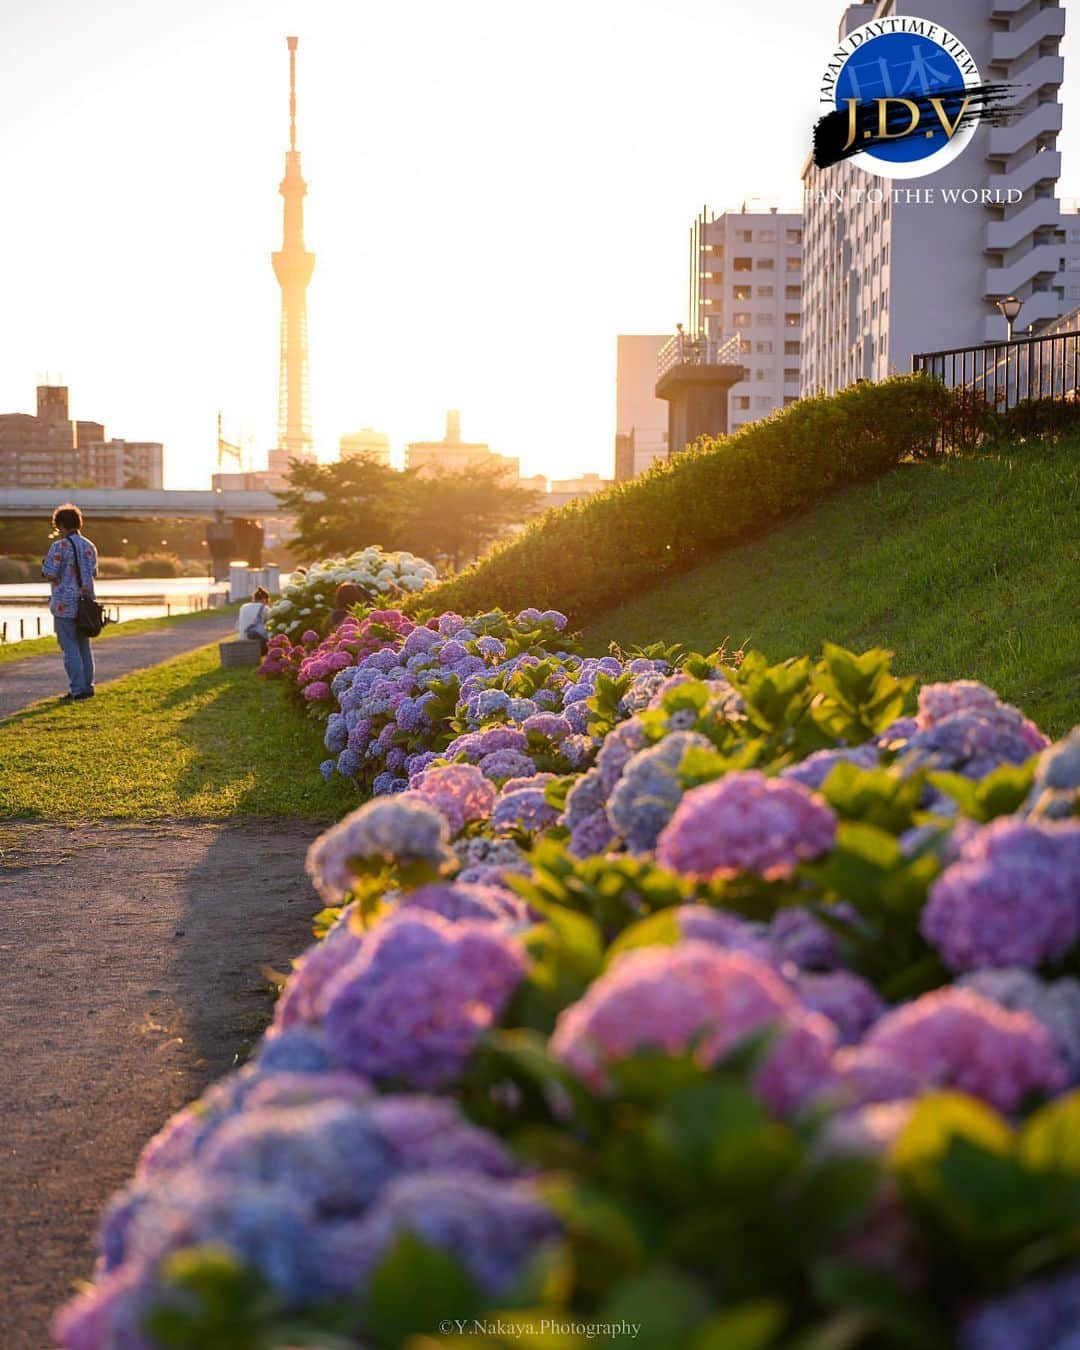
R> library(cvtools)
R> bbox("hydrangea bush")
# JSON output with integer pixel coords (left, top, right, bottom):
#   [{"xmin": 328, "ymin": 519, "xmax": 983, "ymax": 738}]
[
  {"xmin": 58, "ymin": 628, "xmax": 1080, "ymax": 1350},
  {"xmin": 267, "ymin": 547, "xmax": 437, "ymax": 639}
]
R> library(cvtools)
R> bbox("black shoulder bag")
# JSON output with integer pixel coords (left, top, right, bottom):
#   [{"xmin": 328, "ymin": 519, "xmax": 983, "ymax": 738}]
[{"xmin": 68, "ymin": 536, "xmax": 108, "ymax": 638}]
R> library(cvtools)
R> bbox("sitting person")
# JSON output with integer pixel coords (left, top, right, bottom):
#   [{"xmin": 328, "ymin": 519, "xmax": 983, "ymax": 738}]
[
  {"xmin": 236, "ymin": 586, "xmax": 271, "ymax": 654},
  {"xmin": 328, "ymin": 580, "xmax": 378, "ymax": 628}
]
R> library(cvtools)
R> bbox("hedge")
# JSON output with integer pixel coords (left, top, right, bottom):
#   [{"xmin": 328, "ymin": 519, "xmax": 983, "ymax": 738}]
[{"xmin": 409, "ymin": 375, "xmax": 971, "ymax": 626}]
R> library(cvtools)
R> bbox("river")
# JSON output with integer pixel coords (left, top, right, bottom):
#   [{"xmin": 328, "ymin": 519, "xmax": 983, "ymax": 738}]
[{"xmin": 0, "ymin": 577, "xmax": 230, "ymax": 644}]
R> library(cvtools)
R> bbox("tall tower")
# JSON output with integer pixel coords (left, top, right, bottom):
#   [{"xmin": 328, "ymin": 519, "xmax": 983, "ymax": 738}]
[{"xmin": 272, "ymin": 36, "xmax": 315, "ymax": 459}]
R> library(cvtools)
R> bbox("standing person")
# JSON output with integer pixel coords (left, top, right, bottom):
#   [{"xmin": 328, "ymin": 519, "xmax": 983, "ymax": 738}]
[
  {"xmin": 328, "ymin": 580, "xmax": 377, "ymax": 629},
  {"xmin": 236, "ymin": 586, "xmax": 272, "ymax": 654},
  {"xmin": 41, "ymin": 503, "xmax": 98, "ymax": 702}
]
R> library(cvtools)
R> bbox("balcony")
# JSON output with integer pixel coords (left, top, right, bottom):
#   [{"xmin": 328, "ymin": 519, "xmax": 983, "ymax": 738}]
[{"xmin": 656, "ymin": 331, "xmax": 745, "ymax": 381}]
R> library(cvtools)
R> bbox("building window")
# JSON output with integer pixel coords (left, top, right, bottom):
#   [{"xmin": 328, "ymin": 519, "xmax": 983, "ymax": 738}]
[
  {"xmin": 754, "ymin": 369, "xmax": 769, "ymax": 382},
  {"xmin": 738, "ymin": 338, "xmax": 752, "ymax": 353},
  {"xmin": 784, "ymin": 395, "xmax": 798, "ymax": 406},
  {"xmin": 738, "ymin": 229, "xmax": 753, "ymax": 242},
  {"xmin": 734, "ymin": 257, "xmax": 752, "ymax": 272},
  {"xmin": 785, "ymin": 285, "xmax": 801, "ymax": 299},
  {"xmin": 786, "ymin": 228, "xmax": 803, "ymax": 245},
  {"xmin": 733, "ymin": 285, "xmax": 752, "ymax": 301},
  {"xmin": 784, "ymin": 340, "xmax": 800, "ymax": 355},
  {"xmin": 757, "ymin": 285, "xmax": 774, "ymax": 298},
  {"xmin": 733, "ymin": 312, "xmax": 752, "ymax": 326},
  {"xmin": 756, "ymin": 341, "xmax": 774, "ymax": 354},
  {"xmin": 754, "ymin": 395, "xmax": 773, "ymax": 408},
  {"xmin": 756, "ymin": 257, "xmax": 775, "ymax": 270},
  {"xmin": 758, "ymin": 229, "xmax": 776, "ymax": 242},
  {"xmin": 785, "ymin": 313, "xmax": 801, "ymax": 327},
  {"xmin": 786, "ymin": 256, "xmax": 800, "ymax": 271},
  {"xmin": 733, "ymin": 395, "xmax": 751, "ymax": 410},
  {"xmin": 784, "ymin": 368, "xmax": 799, "ymax": 383},
  {"xmin": 757, "ymin": 313, "xmax": 775, "ymax": 325}
]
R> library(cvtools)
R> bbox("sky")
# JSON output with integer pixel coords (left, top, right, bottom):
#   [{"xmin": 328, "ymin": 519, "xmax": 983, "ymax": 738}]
[{"xmin": 0, "ymin": 0, "xmax": 1078, "ymax": 489}]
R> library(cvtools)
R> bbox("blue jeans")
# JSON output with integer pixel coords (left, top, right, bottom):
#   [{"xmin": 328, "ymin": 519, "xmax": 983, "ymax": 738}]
[{"xmin": 55, "ymin": 616, "xmax": 95, "ymax": 696}]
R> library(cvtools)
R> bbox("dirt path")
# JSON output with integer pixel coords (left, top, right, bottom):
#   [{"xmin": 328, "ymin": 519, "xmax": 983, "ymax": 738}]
[
  {"xmin": 0, "ymin": 820, "xmax": 321, "ymax": 1348},
  {"xmin": 0, "ymin": 611, "xmax": 239, "ymax": 720}
]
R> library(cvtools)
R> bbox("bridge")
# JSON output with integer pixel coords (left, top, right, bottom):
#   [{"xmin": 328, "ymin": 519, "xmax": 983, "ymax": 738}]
[
  {"xmin": 0, "ymin": 488, "xmax": 293, "ymax": 576},
  {"xmin": 0, "ymin": 487, "xmax": 288, "ymax": 520}
]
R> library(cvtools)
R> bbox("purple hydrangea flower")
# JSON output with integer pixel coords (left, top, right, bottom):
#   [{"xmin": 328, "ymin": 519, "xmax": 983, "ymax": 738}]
[
  {"xmin": 320, "ymin": 910, "xmax": 525, "ymax": 1088},
  {"xmin": 326, "ymin": 1171, "xmax": 558, "ymax": 1299},
  {"xmin": 396, "ymin": 881, "xmax": 533, "ymax": 926},
  {"xmin": 780, "ymin": 744, "xmax": 880, "ymax": 790},
  {"xmin": 921, "ymin": 818, "xmax": 1080, "ymax": 972},
  {"xmin": 306, "ymin": 797, "xmax": 455, "ymax": 903},
  {"xmin": 273, "ymin": 912, "xmax": 366, "ymax": 1030},
  {"xmin": 522, "ymin": 713, "xmax": 572, "ymax": 743},
  {"xmin": 478, "ymin": 749, "xmax": 536, "ymax": 782},
  {"xmin": 568, "ymin": 808, "xmax": 618, "ymax": 859},
  {"xmin": 492, "ymin": 786, "xmax": 561, "ymax": 835},
  {"xmin": 960, "ymin": 1267, "xmax": 1080, "ymax": 1350},
  {"xmin": 550, "ymin": 943, "xmax": 837, "ymax": 1114},
  {"xmin": 768, "ymin": 905, "xmax": 857, "ymax": 971},
  {"xmin": 794, "ymin": 971, "xmax": 885, "ymax": 1045},
  {"xmin": 675, "ymin": 905, "xmax": 775, "ymax": 965},
  {"xmin": 862, "ymin": 987, "xmax": 1065, "ymax": 1112},
  {"xmin": 607, "ymin": 731, "xmax": 712, "ymax": 854},
  {"xmin": 656, "ymin": 771, "xmax": 837, "ymax": 881}
]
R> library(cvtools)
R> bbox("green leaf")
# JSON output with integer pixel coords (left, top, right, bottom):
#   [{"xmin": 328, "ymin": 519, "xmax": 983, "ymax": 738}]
[
  {"xmin": 363, "ymin": 1231, "xmax": 481, "ymax": 1347},
  {"xmin": 1019, "ymin": 1091, "xmax": 1080, "ymax": 1174},
  {"xmin": 813, "ymin": 1261, "xmax": 951, "ymax": 1350},
  {"xmin": 690, "ymin": 1300, "xmax": 787, "ymax": 1350},
  {"xmin": 890, "ymin": 1092, "xmax": 1014, "ymax": 1174},
  {"xmin": 599, "ymin": 1266, "xmax": 715, "ymax": 1349},
  {"xmin": 606, "ymin": 909, "xmax": 683, "ymax": 962}
]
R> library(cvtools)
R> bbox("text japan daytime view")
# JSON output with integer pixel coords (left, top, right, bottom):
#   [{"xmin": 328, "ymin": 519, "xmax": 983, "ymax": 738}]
[{"xmin": 0, "ymin": 2, "xmax": 1078, "ymax": 1348}]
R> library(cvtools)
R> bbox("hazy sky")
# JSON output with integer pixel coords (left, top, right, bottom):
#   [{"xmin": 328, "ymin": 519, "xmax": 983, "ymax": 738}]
[{"xmin": 1, "ymin": 0, "xmax": 1077, "ymax": 487}]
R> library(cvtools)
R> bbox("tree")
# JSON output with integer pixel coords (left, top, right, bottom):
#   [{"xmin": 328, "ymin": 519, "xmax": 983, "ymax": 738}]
[
  {"xmin": 281, "ymin": 456, "xmax": 543, "ymax": 568},
  {"xmin": 278, "ymin": 455, "xmax": 409, "ymax": 560},
  {"xmin": 403, "ymin": 465, "xmax": 543, "ymax": 569}
]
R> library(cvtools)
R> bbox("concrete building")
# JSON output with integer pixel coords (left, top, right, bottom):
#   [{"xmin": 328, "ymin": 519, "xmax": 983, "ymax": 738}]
[
  {"xmin": 79, "ymin": 439, "xmax": 163, "ymax": 490},
  {"xmin": 0, "ymin": 386, "xmax": 161, "ymax": 489},
  {"xmin": 614, "ymin": 335, "xmax": 670, "ymax": 480},
  {"xmin": 689, "ymin": 205, "xmax": 804, "ymax": 432},
  {"xmin": 548, "ymin": 472, "xmax": 613, "ymax": 508},
  {"xmin": 406, "ymin": 411, "xmax": 520, "ymax": 481},
  {"xmin": 802, "ymin": 0, "xmax": 1078, "ymax": 395},
  {"xmin": 339, "ymin": 428, "xmax": 391, "ymax": 465}
]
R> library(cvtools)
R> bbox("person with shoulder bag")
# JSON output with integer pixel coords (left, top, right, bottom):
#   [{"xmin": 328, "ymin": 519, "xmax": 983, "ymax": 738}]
[{"xmin": 41, "ymin": 502, "xmax": 104, "ymax": 702}]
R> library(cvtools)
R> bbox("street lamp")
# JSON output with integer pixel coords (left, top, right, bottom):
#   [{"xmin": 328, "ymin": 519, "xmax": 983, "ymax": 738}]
[{"xmin": 996, "ymin": 295, "xmax": 1023, "ymax": 341}]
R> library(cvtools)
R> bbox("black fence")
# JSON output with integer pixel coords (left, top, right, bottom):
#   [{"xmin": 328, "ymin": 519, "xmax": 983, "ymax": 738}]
[{"xmin": 912, "ymin": 330, "xmax": 1080, "ymax": 449}]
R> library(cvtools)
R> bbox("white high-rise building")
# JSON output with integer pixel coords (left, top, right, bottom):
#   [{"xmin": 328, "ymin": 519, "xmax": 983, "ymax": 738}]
[
  {"xmin": 802, "ymin": 0, "xmax": 1078, "ymax": 395},
  {"xmin": 690, "ymin": 205, "xmax": 804, "ymax": 432}
]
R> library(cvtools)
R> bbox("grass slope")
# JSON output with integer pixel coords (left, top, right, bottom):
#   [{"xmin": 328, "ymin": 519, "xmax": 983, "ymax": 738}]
[
  {"xmin": 583, "ymin": 445, "xmax": 1080, "ymax": 737},
  {"xmin": 0, "ymin": 604, "xmax": 239, "ymax": 666},
  {"xmin": 0, "ymin": 643, "xmax": 355, "ymax": 821}
]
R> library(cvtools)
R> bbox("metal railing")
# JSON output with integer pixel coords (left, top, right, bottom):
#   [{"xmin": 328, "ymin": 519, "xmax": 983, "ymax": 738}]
[
  {"xmin": 657, "ymin": 331, "xmax": 744, "ymax": 380},
  {"xmin": 913, "ymin": 330, "xmax": 1080, "ymax": 408}
]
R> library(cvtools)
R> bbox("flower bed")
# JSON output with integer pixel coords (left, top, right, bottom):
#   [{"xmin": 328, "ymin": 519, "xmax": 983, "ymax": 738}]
[
  {"xmin": 57, "ymin": 626, "xmax": 1080, "ymax": 1350},
  {"xmin": 267, "ymin": 547, "xmax": 437, "ymax": 639}
]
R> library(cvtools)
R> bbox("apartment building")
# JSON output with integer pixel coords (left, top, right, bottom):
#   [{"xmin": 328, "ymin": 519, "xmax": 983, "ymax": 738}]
[
  {"xmin": 802, "ymin": 0, "xmax": 1079, "ymax": 395},
  {"xmin": 0, "ymin": 385, "xmax": 161, "ymax": 488},
  {"xmin": 690, "ymin": 206, "xmax": 804, "ymax": 432},
  {"xmin": 614, "ymin": 335, "xmax": 669, "ymax": 480}
]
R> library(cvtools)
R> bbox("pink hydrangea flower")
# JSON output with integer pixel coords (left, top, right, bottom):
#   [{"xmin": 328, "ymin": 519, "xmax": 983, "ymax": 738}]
[
  {"xmin": 302, "ymin": 681, "xmax": 331, "ymax": 701},
  {"xmin": 550, "ymin": 942, "xmax": 837, "ymax": 1114},
  {"xmin": 862, "ymin": 987, "xmax": 1066, "ymax": 1113},
  {"xmin": 410, "ymin": 763, "xmax": 497, "ymax": 836},
  {"xmin": 655, "ymin": 771, "xmax": 837, "ymax": 881}
]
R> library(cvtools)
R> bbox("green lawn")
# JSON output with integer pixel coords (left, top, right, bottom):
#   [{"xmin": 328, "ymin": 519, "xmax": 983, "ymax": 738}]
[
  {"xmin": 0, "ymin": 604, "xmax": 239, "ymax": 665},
  {"xmin": 0, "ymin": 643, "xmax": 355, "ymax": 821},
  {"xmin": 583, "ymin": 445, "xmax": 1080, "ymax": 737}
]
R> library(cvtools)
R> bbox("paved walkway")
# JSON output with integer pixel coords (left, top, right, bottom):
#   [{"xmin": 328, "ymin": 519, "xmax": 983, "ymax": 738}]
[
  {"xmin": 0, "ymin": 821, "xmax": 321, "ymax": 1348},
  {"xmin": 0, "ymin": 611, "xmax": 238, "ymax": 720}
]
